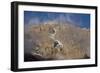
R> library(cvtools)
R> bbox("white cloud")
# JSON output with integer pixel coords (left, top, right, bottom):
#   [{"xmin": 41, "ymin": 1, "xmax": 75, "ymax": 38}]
[{"xmin": 28, "ymin": 18, "xmax": 40, "ymax": 25}]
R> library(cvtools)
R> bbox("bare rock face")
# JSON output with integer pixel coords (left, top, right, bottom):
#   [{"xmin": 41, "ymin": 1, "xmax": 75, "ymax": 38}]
[{"xmin": 24, "ymin": 22, "xmax": 90, "ymax": 61}]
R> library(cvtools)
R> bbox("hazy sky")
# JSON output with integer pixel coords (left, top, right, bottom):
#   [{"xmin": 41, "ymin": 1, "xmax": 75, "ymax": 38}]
[{"xmin": 24, "ymin": 11, "xmax": 90, "ymax": 29}]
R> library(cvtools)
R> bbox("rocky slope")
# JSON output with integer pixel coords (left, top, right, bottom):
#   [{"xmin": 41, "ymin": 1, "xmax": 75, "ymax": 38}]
[{"xmin": 24, "ymin": 22, "xmax": 90, "ymax": 61}]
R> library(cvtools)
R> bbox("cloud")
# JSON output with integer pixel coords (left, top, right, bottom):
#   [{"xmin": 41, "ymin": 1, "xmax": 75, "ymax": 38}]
[
  {"xmin": 28, "ymin": 18, "xmax": 41, "ymax": 25},
  {"xmin": 26, "ymin": 12, "xmax": 82, "ymax": 28}
]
